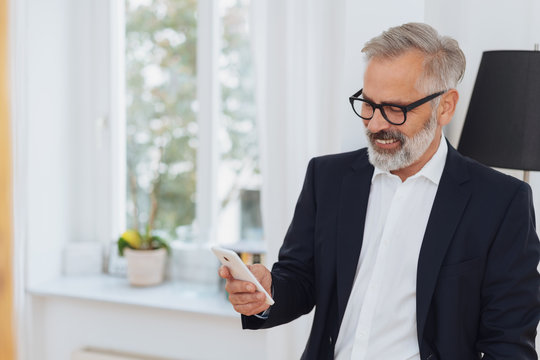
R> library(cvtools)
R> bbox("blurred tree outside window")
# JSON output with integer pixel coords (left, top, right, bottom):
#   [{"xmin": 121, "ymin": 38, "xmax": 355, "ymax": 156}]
[{"xmin": 125, "ymin": 0, "xmax": 262, "ymax": 244}]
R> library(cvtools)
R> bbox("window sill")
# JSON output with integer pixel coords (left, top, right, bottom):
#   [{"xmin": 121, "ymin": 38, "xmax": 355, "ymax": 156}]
[{"xmin": 27, "ymin": 274, "xmax": 238, "ymax": 318}]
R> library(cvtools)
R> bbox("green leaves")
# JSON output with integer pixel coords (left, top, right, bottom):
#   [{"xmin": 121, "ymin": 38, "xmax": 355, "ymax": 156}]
[
  {"xmin": 118, "ymin": 237, "xmax": 134, "ymax": 257},
  {"xmin": 117, "ymin": 232, "xmax": 171, "ymax": 257},
  {"xmin": 149, "ymin": 235, "xmax": 171, "ymax": 255}
]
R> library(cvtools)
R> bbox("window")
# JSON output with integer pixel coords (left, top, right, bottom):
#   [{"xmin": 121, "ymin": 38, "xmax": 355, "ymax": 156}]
[
  {"xmin": 124, "ymin": 0, "xmax": 262, "ymax": 246},
  {"xmin": 217, "ymin": 0, "xmax": 261, "ymax": 244}
]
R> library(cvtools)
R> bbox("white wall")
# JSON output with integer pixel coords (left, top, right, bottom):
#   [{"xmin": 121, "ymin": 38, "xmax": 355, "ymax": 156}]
[
  {"xmin": 23, "ymin": 0, "xmax": 116, "ymax": 288},
  {"xmin": 25, "ymin": 0, "xmax": 73, "ymax": 288},
  {"xmin": 31, "ymin": 296, "xmax": 265, "ymax": 360}
]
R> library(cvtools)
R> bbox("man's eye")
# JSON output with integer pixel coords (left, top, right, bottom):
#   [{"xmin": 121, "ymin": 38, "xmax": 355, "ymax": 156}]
[{"xmin": 384, "ymin": 105, "xmax": 402, "ymax": 114}]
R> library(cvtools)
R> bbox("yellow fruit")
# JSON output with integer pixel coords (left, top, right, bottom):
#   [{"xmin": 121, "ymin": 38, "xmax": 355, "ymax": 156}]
[{"xmin": 121, "ymin": 230, "xmax": 142, "ymax": 248}]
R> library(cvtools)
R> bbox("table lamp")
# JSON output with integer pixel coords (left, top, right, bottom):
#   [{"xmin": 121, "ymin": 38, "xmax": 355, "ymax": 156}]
[{"xmin": 457, "ymin": 48, "xmax": 540, "ymax": 182}]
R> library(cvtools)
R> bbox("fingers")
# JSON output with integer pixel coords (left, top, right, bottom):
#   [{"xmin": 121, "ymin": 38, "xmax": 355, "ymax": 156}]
[
  {"xmin": 218, "ymin": 263, "xmax": 273, "ymax": 316},
  {"xmin": 247, "ymin": 264, "xmax": 272, "ymax": 295},
  {"xmin": 218, "ymin": 265, "xmax": 232, "ymax": 279},
  {"xmin": 229, "ymin": 290, "xmax": 266, "ymax": 305},
  {"xmin": 225, "ymin": 277, "xmax": 256, "ymax": 294},
  {"xmin": 232, "ymin": 300, "xmax": 270, "ymax": 316},
  {"xmin": 229, "ymin": 291, "xmax": 269, "ymax": 316},
  {"xmin": 226, "ymin": 281, "xmax": 270, "ymax": 316}
]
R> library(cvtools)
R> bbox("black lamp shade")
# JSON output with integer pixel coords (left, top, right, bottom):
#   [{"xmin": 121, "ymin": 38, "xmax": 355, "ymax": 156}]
[{"xmin": 458, "ymin": 50, "xmax": 540, "ymax": 171}]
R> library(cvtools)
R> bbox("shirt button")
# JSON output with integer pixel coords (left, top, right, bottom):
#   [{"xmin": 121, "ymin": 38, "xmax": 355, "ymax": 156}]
[{"xmin": 329, "ymin": 336, "xmax": 333, "ymax": 345}]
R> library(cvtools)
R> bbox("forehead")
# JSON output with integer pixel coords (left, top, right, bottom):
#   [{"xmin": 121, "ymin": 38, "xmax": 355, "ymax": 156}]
[{"xmin": 363, "ymin": 50, "xmax": 426, "ymax": 103}]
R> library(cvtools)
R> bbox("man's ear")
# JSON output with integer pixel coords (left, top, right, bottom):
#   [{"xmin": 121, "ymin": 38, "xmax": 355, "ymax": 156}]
[{"xmin": 437, "ymin": 89, "xmax": 459, "ymax": 126}]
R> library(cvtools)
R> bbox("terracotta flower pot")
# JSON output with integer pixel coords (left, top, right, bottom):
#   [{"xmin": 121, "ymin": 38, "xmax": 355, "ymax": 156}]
[{"xmin": 124, "ymin": 247, "xmax": 167, "ymax": 286}]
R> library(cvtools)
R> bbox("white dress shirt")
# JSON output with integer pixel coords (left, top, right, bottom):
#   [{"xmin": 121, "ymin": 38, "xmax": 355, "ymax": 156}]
[{"xmin": 334, "ymin": 136, "xmax": 448, "ymax": 360}]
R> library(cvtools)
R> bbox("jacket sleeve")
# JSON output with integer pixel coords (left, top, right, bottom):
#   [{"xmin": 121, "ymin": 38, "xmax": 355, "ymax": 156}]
[
  {"xmin": 242, "ymin": 158, "xmax": 317, "ymax": 330},
  {"xmin": 477, "ymin": 182, "xmax": 540, "ymax": 359}
]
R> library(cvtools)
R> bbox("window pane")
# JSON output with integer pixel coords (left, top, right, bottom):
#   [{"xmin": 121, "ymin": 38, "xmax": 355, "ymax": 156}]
[
  {"xmin": 217, "ymin": 0, "xmax": 262, "ymax": 244},
  {"xmin": 125, "ymin": 0, "xmax": 197, "ymax": 237}
]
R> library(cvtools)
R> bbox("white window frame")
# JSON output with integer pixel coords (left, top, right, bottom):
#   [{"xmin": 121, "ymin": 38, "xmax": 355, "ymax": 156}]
[{"xmin": 194, "ymin": 0, "xmax": 220, "ymax": 244}]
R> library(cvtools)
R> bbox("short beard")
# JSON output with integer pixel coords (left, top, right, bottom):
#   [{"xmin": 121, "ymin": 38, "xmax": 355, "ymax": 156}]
[{"xmin": 365, "ymin": 109, "xmax": 438, "ymax": 172}]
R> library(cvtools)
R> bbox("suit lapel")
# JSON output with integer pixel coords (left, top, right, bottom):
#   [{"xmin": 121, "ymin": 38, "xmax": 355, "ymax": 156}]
[
  {"xmin": 416, "ymin": 144, "xmax": 471, "ymax": 342},
  {"xmin": 336, "ymin": 151, "xmax": 374, "ymax": 324}
]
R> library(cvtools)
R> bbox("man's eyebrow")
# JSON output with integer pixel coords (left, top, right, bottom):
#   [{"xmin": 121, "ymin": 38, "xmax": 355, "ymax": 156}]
[
  {"xmin": 362, "ymin": 91, "xmax": 408, "ymax": 106},
  {"xmin": 361, "ymin": 91, "xmax": 374, "ymax": 102}
]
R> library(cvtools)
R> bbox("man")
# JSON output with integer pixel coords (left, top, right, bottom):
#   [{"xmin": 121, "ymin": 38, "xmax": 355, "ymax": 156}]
[{"xmin": 219, "ymin": 23, "xmax": 540, "ymax": 359}]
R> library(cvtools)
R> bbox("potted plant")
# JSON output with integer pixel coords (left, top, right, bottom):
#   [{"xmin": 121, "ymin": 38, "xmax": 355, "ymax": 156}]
[
  {"xmin": 118, "ymin": 145, "xmax": 171, "ymax": 286},
  {"xmin": 118, "ymin": 230, "xmax": 170, "ymax": 287}
]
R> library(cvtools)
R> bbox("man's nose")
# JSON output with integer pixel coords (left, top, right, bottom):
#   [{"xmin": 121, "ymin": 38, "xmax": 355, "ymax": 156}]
[{"xmin": 366, "ymin": 108, "xmax": 392, "ymax": 133}]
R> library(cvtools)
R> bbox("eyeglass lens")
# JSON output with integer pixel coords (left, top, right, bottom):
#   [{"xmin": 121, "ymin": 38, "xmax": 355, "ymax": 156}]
[{"xmin": 352, "ymin": 100, "xmax": 405, "ymax": 124}]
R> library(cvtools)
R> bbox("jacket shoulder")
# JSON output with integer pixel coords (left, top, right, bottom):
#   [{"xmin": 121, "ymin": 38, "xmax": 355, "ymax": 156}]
[
  {"xmin": 310, "ymin": 148, "xmax": 369, "ymax": 173},
  {"xmin": 451, "ymin": 149, "xmax": 530, "ymax": 209},
  {"xmin": 459, "ymin": 152, "xmax": 525, "ymax": 191}
]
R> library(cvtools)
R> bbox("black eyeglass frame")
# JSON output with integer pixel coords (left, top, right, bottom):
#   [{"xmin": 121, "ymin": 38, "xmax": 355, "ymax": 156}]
[{"xmin": 349, "ymin": 88, "xmax": 446, "ymax": 125}]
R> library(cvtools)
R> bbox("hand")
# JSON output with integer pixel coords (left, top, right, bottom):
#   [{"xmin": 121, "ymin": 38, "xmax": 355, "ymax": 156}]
[{"xmin": 218, "ymin": 264, "xmax": 273, "ymax": 316}]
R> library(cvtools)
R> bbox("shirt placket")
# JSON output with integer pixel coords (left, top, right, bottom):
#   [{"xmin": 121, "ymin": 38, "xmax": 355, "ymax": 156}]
[{"xmin": 351, "ymin": 179, "xmax": 403, "ymax": 359}]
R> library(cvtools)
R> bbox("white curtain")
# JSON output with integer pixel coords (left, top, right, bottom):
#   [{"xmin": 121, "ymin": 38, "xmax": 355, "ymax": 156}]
[{"xmin": 252, "ymin": 0, "xmax": 346, "ymax": 358}]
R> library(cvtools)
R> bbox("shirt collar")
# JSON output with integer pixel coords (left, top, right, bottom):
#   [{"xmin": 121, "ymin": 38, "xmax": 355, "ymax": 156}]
[{"xmin": 372, "ymin": 134, "xmax": 448, "ymax": 185}]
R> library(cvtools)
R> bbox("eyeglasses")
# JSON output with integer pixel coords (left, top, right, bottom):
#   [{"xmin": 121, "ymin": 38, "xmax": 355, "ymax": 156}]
[{"xmin": 349, "ymin": 88, "xmax": 446, "ymax": 125}]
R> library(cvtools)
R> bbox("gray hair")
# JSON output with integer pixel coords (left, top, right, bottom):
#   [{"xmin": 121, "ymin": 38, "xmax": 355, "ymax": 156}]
[{"xmin": 362, "ymin": 23, "xmax": 466, "ymax": 95}]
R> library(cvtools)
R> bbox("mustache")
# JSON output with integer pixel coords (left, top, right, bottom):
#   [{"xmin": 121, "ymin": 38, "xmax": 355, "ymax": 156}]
[{"xmin": 366, "ymin": 129, "xmax": 406, "ymax": 142}]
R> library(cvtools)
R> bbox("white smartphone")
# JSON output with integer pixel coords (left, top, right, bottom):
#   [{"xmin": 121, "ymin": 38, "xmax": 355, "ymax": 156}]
[{"xmin": 211, "ymin": 246, "xmax": 274, "ymax": 306}]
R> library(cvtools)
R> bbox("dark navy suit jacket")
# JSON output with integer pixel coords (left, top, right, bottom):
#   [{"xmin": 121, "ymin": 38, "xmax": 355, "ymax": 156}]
[{"xmin": 242, "ymin": 143, "xmax": 540, "ymax": 360}]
